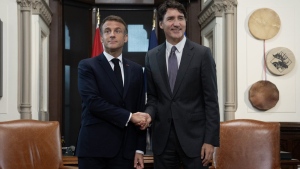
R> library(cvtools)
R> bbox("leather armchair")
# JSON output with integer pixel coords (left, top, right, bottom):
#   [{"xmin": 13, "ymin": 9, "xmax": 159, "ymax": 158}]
[
  {"xmin": 0, "ymin": 120, "xmax": 77, "ymax": 169},
  {"xmin": 212, "ymin": 119, "xmax": 280, "ymax": 169}
]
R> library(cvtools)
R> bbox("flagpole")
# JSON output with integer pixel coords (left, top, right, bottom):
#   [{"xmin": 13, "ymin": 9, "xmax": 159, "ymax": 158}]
[
  {"xmin": 152, "ymin": 9, "xmax": 156, "ymax": 30},
  {"xmin": 91, "ymin": 8, "xmax": 104, "ymax": 57},
  {"xmin": 97, "ymin": 8, "xmax": 100, "ymax": 27}
]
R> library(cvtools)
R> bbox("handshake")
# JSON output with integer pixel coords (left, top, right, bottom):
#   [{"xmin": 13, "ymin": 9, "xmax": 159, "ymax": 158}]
[{"xmin": 130, "ymin": 112, "xmax": 152, "ymax": 130}]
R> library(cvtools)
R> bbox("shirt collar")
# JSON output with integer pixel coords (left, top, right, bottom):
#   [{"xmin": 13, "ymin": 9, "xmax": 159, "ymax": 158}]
[
  {"xmin": 103, "ymin": 51, "xmax": 123, "ymax": 63},
  {"xmin": 166, "ymin": 36, "xmax": 186, "ymax": 53}
]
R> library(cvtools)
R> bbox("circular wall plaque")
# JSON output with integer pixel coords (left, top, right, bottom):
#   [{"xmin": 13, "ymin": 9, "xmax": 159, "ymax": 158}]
[
  {"xmin": 266, "ymin": 47, "xmax": 296, "ymax": 76},
  {"xmin": 249, "ymin": 80, "xmax": 279, "ymax": 111},
  {"xmin": 248, "ymin": 8, "xmax": 281, "ymax": 40}
]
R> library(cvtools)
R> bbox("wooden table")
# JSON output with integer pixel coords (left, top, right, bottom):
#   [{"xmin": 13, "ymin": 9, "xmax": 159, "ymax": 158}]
[
  {"xmin": 281, "ymin": 159, "xmax": 300, "ymax": 169},
  {"xmin": 62, "ymin": 156, "xmax": 78, "ymax": 166},
  {"xmin": 63, "ymin": 156, "xmax": 300, "ymax": 169},
  {"xmin": 62, "ymin": 155, "xmax": 155, "ymax": 168}
]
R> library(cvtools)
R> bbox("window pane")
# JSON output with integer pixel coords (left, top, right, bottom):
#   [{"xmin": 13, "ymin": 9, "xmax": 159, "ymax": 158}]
[{"xmin": 128, "ymin": 25, "xmax": 148, "ymax": 52}]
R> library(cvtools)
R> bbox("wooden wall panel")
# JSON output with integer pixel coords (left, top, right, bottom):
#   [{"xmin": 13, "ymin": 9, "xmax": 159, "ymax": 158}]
[{"xmin": 49, "ymin": 0, "xmax": 63, "ymax": 126}]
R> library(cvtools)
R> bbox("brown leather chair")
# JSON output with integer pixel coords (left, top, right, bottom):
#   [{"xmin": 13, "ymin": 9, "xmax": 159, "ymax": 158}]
[
  {"xmin": 212, "ymin": 119, "xmax": 280, "ymax": 169},
  {"xmin": 0, "ymin": 120, "xmax": 77, "ymax": 169}
]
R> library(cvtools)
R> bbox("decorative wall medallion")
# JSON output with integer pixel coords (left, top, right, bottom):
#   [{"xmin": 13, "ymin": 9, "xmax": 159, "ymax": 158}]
[
  {"xmin": 266, "ymin": 47, "xmax": 295, "ymax": 75},
  {"xmin": 249, "ymin": 80, "xmax": 279, "ymax": 111},
  {"xmin": 248, "ymin": 8, "xmax": 281, "ymax": 40}
]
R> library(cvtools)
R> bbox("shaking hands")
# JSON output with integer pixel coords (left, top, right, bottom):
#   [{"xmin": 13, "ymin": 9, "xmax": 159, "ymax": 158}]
[{"xmin": 130, "ymin": 112, "xmax": 152, "ymax": 130}]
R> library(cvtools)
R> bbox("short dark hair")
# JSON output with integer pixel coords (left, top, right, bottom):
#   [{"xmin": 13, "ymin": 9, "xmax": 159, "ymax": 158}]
[
  {"xmin": 100, "ymin": 15, "xmax": 128, "ymax": 35},
  {"xmin": 157, "ymin": 0, "xmax": 187, "ymax": 22}
]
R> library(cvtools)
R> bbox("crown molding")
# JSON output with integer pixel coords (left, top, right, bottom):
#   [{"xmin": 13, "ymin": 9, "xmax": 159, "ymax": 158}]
[
  {"xmin": 17, "ymin": 0, "xmax": 53, "ymax": 26},
  {"xmin": 32, "ymin": 0, "xmax": 53, "ymax": 26},
  {"xmin": 198, "ymin": 0, "xmax": 237, "ymax": 28}
]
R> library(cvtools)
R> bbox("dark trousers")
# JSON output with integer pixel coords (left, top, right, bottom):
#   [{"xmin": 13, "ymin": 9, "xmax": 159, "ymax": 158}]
[
  {"xmin": 78, "ymin": 150, "xmax": 133, "ymax": 169},
  {"xmin": 154, "ymin": 123, "xmax": 208, "ymax": 169}
]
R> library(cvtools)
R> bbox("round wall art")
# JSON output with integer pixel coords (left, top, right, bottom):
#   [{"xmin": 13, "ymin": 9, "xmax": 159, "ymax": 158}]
[
  {"xmin": 249, "ymin": 80, "xmax": 279, "ymax": 111},
  {"xmin": 248, "ymin": 8, "xmax": 281, "ymax": 40},
  {"xmin": 266, "ymin": 47, "xmax": 296, "ymax": 76}
]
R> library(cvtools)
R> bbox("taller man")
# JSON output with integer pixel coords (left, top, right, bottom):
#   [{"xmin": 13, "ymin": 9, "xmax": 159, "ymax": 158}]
[{"xmin": 144, "ymin": 1, "xmax": 220, "ymax": 168}]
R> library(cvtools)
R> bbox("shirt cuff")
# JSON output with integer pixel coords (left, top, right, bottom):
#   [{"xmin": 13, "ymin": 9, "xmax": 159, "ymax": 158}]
[
  {"xmin": 126, "ymin": 113, "xmax": 132, "ymax": 126},
  {"xmin": 136, "ymin": 150, "xmax": 144, "ymax": 155}
]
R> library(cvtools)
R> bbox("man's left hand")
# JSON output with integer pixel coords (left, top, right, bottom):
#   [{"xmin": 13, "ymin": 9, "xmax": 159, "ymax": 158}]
[
  {"xmin": 134, "ymin": 152, "xmax": 144, "ymax": 169},
  {"xmin": 201, "ymin": 143, "xmax": 214, "ymax": 166}
]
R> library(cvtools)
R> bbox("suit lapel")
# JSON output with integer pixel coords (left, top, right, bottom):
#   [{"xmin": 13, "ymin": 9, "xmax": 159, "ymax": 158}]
[
  {"xmin": 156, "ymin": 43, "xmax": 172, "ymax": 96},
  {"xmin": 98, "ymin": 54, "xmax": 123, "ymax": 97},
  {"xmin": 173, "ymin": 40, "xmax": 194, "ymax": 96}
]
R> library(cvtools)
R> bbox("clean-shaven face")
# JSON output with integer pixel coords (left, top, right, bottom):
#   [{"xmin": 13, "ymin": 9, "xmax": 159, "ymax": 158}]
[
  {"xmin": 159, "ymin": 8, "xmax": 186, "ymax": 45},
  {"xmin": 101, "ymin": 20, "xmax": 128, "ymax": 54}
]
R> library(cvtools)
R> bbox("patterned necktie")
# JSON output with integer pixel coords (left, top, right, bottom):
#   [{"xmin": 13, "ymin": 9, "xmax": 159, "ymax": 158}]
[
  {"xmin": 168, "ymin": 46, "xmax": 178, "ymax": 92},
  {"xmin": 111, "ymin": 58, "xmax": 123, "ymax": 92}
]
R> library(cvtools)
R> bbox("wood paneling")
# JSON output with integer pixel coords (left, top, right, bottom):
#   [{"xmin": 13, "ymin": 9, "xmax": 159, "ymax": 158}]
[
  {"xmin": 65, "ymin": 0, "xmax": 165, "ymax": 5},
  {"xmin": 49, "ymin": 0, "xmax": 63, "ymax": 126},
  {"xmin": 95, "ymin": 0, "xmax": 154, "ymax": 4},
  {"xmin": 186, "ymin": 0, "xmax": 201, "ymax": 44}
]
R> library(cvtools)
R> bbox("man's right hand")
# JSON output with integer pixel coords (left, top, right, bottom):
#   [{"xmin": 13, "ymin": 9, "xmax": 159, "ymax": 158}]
[{"xmin": 130, "ymin": 112, "xmax": 152, "ymax": 130}]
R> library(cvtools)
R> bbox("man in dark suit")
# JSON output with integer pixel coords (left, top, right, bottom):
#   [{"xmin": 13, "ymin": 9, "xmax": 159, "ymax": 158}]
[
  {"xmin": 142, "ymin": 1, "xmax": 220, "ymax": 169},
  {"xmin": 76, "ymin": 15, "xmax": 147, "ymax": 169}
]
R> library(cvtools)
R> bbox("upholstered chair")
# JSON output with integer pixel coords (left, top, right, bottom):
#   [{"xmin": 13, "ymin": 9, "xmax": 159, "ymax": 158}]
[
  {"xmin": 212, "ymin": 119, "xmax": 280, "ymax": 169},
  {"xmin": 0, "ymin": 120, "xmax": 77, "ymax": 169}
]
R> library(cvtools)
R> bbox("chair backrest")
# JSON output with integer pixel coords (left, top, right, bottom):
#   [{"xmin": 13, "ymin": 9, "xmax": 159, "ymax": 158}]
[
  {"xmin": 0, "ymin": 120, "xmax": 64, "ymax": 169},
  {"xmin": 213, "ymin": 119, "xmax": 280, "ymax": 169}
]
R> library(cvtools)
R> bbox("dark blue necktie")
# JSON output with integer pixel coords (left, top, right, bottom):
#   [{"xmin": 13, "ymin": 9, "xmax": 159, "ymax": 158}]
[
  {"xmin": 111, "ymin": 58, "xmax": 123, "ymax": 92},
  {"xmin": 168, "ymin": 46, "xmax": 178, "ymax": 92}
]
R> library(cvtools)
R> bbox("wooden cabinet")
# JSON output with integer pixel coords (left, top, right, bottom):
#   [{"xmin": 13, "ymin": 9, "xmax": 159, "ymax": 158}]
[
  {"xmin": 280, "ymin": 122, "xmax": 300, "ymax": 160},
  {"xmin": 281, "ymin": 160, "xmax": 300, "ymax": 169}
]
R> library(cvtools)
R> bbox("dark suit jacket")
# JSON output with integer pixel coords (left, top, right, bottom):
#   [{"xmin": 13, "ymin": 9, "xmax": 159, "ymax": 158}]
[
  {"xmin": 76, "ymin": 54, "xmax": 146, "ymax": 159},
  {"xmin": 145, "ymin": 39, "xmax": 220, "ymax": 158}
]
